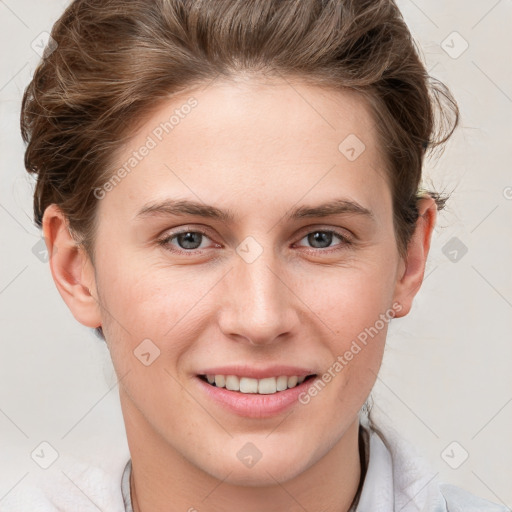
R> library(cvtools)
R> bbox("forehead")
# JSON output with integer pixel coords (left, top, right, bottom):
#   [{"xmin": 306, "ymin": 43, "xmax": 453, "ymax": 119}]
[{"xmin": 100, "ymin": 77, "xmax": 391, "ymax": 222}]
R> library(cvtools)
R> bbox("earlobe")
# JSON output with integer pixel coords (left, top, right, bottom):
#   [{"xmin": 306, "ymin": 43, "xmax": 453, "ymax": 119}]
[
  {"xmin": 392, "ymin": 197, "xmax": 437, "ymax": 318},
  {"xmin": 42, "ymin": 204, "xmax": 102, "ymax": 329}
]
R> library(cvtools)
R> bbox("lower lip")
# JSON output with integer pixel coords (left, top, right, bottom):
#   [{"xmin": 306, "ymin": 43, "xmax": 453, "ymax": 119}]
[{"xmin": 196, "ymin": 376, "xmax": 317, "ymax": 419}]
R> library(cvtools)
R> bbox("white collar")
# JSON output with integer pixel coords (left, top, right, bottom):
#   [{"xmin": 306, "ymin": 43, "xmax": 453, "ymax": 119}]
[{"xmin": 354, "ymin": 420, "xmax": 448, "ymax": 511}]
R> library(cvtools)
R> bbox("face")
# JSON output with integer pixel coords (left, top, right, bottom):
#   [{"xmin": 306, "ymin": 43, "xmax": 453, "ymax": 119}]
[{"xmin": 74, "ymin": 78, "xmax": 414, "ymax": 485}]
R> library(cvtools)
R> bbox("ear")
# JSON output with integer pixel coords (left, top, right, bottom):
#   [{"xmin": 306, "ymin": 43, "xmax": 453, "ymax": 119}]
[
  {"xmin": 42, "ymin": 204, "xmax": 102, "ymax": 328},
  {"xmin": 392, "ymin": 196, "xmax": 437, "ymax": 318}
]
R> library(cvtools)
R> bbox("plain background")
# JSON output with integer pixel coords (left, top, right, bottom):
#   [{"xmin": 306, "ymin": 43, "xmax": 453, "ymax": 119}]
[{"xmin": 1, "ymin": 0, "xmax": 511, "ymax": 508}]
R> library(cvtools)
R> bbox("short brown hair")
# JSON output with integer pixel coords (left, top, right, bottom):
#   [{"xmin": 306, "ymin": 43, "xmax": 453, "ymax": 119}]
[{"xmin": 21, "ymin": 0, "xmax": 458, "ymax": 259}]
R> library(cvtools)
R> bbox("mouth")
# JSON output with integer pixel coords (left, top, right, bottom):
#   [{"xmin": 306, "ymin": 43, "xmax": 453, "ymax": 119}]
[
  {"xmin": 198, "ymin": 373, "xmax": 318, "ymax": 395},
  {"xmin": 195, "ymin": 370, "xmax": 319, "ymax": 418}
]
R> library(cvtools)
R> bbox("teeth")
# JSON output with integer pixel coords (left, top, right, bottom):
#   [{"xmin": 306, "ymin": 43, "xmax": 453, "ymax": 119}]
[
  {"xmin": 204, "ymin": 374, "xmax": 311, "ymax": 394},
  {"xmin": 225, "ymin": 375, "xmax": 240, "ymax": 391},
  {"xmin": 258, "ymin": 377, "xmax": 276, "ymax": 394},
  {"xmin": 240, "ymin": 377, "xmax": 258, "ymax": 393},
  {"xmin": 276, "ymin": 375, "xmax": 288, "ymax": 391}
]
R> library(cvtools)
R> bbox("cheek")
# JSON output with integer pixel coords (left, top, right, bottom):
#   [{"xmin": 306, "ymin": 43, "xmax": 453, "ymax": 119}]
[
  {"xmin": 299, "ymin": 261, "xmax": 397, "ymax": 393},
  {"xmin": 302, "ymin": 259, "xmax": 398, "ymax": 341},
  {"xmin": 95, "ymin": 256, "xmax": 222, "ymax": 362},
  {"xmin": 94, "ymin": 261, "xmax": 211, "ymax": 419}
]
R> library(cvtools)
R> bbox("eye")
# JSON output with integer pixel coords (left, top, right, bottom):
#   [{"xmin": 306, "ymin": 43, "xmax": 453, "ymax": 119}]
[
  {"xmin": 158, "ymin": 229, "xmax": 217, "ymax": 253},
  {"xmin": 295, "ymin": 229, "xmax": 352, "ymax": 252}
]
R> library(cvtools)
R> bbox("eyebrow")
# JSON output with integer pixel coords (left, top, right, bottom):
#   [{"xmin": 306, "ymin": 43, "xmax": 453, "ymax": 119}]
[{"xmin": 135, "ymin": 197, "xmax": 374, "ymax": 223}]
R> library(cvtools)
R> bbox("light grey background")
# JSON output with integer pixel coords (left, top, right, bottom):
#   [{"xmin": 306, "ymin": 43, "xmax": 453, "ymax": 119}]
[{"xmin": 1, "ymin": 0, "xmax": 511, "ymax": 507}]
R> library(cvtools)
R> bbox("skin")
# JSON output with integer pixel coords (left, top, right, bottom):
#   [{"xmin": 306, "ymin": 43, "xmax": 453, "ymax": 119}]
[{"xmin": 43, "ymin": 77, "xmax": 437, "ymax": 512}]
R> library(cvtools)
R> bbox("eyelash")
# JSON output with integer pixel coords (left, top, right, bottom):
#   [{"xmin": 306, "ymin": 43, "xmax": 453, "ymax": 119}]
[{"xmin": 157, "ymin": 227, "xmax": 353, "ymax": 256}]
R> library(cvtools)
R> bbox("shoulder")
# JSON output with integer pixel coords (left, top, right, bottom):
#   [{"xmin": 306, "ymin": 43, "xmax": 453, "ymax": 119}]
[
  {"xmin": 0, "ymin": 455, "xmax": 128, "ymax": 512},
  {"xmin": 440, "ymin": 482, "xmax": 509, "ymax": 512},
  {"xmin": 359, "ymin": 412, "xmax": 508, "ymax": 512}
]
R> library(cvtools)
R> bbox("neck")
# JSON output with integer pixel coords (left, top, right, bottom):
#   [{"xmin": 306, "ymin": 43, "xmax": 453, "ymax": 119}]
[{"xmin": 124, "ymin": 401, "xmax": 362, "ymax": 512}]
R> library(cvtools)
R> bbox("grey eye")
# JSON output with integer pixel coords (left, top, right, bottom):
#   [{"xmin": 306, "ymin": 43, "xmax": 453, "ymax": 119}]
[
  {"xmin": 306, "ymin": 231, "xmax": 334, "ymax": 249},
  {"xmin": 175, "ymin": 232, "xmax": 205, "ymax": 250}
]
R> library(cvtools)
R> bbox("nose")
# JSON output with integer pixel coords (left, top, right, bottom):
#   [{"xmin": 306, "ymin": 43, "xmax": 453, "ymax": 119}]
[{"xmin": 217, "ymin": 245, "xmax": 300, "ymax": 346}]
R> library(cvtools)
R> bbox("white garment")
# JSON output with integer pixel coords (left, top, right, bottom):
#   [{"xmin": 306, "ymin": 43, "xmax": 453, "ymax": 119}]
[
  {"xmin": 354, "ymin": 420, "xmax": 508, "ymax": 511},
  {"xmin": 1, "ymin": 419, "xmax": 508, "ymax": 511}
]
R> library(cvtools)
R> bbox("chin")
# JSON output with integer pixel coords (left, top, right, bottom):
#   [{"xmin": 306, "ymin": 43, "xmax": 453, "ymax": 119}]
[
  {"xmin": 217, "ymin": 460, "xmax": 309, "ymax": 487},
  {"xmin": 197, "ymin": 443, "xmax": 316, "ymax": 487}
]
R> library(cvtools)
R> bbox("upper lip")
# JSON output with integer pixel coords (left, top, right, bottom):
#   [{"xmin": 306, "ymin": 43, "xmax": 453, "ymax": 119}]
[{"xmin": 197, "ymin": 365, "xmax": 317, "ymax": 379}]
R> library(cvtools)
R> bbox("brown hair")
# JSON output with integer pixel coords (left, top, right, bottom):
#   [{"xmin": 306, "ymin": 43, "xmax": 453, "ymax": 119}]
[{"xmin": 21, "ymin": 0, "xmax": 458, "ymax": 260}]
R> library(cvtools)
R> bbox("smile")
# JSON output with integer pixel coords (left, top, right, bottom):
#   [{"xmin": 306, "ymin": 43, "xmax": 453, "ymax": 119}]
[{"xmin": 199, "ymin": 374, "xmax": 317, "ymax": 395}]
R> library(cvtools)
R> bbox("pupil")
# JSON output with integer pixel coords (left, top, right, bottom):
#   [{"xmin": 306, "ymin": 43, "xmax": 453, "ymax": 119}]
[
  {"xmin": 178, "ymin": 232, "xmax": 202, "ymax": 249},
  {"xmin": 308, "ymin": 231, "xmax": 332, "ymax": 249}
]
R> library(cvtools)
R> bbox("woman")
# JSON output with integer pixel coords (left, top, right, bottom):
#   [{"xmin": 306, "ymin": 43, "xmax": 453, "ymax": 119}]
[{"xmin": 8, "ymin": 0, "xmax": 507, "ymax": 510}]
